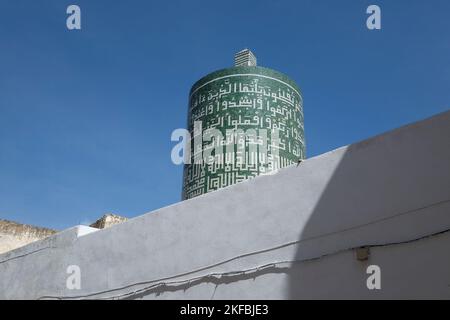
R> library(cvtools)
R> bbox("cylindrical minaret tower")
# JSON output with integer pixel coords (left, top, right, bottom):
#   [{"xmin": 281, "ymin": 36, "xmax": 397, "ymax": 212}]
[{"xmin": 182, "ymin": 49, "xmax": 305, "ymax": 200}]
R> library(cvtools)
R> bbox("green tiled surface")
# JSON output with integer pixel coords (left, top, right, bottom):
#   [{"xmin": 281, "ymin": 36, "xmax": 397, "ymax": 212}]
[{"xmin": 183, "ymin": 66, "xmax": 305, "ymax": 199}]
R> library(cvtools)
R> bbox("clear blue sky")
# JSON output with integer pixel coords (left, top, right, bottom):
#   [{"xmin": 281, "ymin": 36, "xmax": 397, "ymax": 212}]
[{"xmin": 0, "ymin": 0, "xmax": 449, "ymax": 230}]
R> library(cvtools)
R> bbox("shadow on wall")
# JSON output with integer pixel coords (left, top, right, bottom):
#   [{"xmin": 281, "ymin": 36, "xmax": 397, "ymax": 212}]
[{"xmin": 287, "ymin": 112, "xmax": 450, "ymax": 299}]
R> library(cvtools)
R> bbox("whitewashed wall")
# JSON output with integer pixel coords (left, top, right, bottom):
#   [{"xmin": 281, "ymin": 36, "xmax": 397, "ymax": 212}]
[{"xmin": 1, "ymin": 110, "xmax": 449, "ymax": 299}]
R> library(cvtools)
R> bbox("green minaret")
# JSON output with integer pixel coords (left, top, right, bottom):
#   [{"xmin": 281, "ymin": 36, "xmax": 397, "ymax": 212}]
[{"xmin": 182, "ymin": 49, "xmax": 305, "ymax": 200}]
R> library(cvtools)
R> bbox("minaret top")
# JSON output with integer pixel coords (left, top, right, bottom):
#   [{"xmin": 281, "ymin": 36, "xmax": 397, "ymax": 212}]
[{"xmin": 234, "ymin": 49, "xmax": 257, "ymax": 67}]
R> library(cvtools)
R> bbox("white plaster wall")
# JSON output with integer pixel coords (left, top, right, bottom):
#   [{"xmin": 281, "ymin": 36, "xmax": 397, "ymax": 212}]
[{"xmin": 0, "ymin": 110, "xmax": 449, "ymax": 300}]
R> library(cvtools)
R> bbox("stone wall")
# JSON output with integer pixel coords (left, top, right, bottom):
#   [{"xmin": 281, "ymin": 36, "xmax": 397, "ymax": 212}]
[
  {"xmin": 0, "ymin": 220, "xmax": 56, "ymax": 254},
  {"xmin": 89, "ymin": 214, "xmax": 128, "ymax": 229}
]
